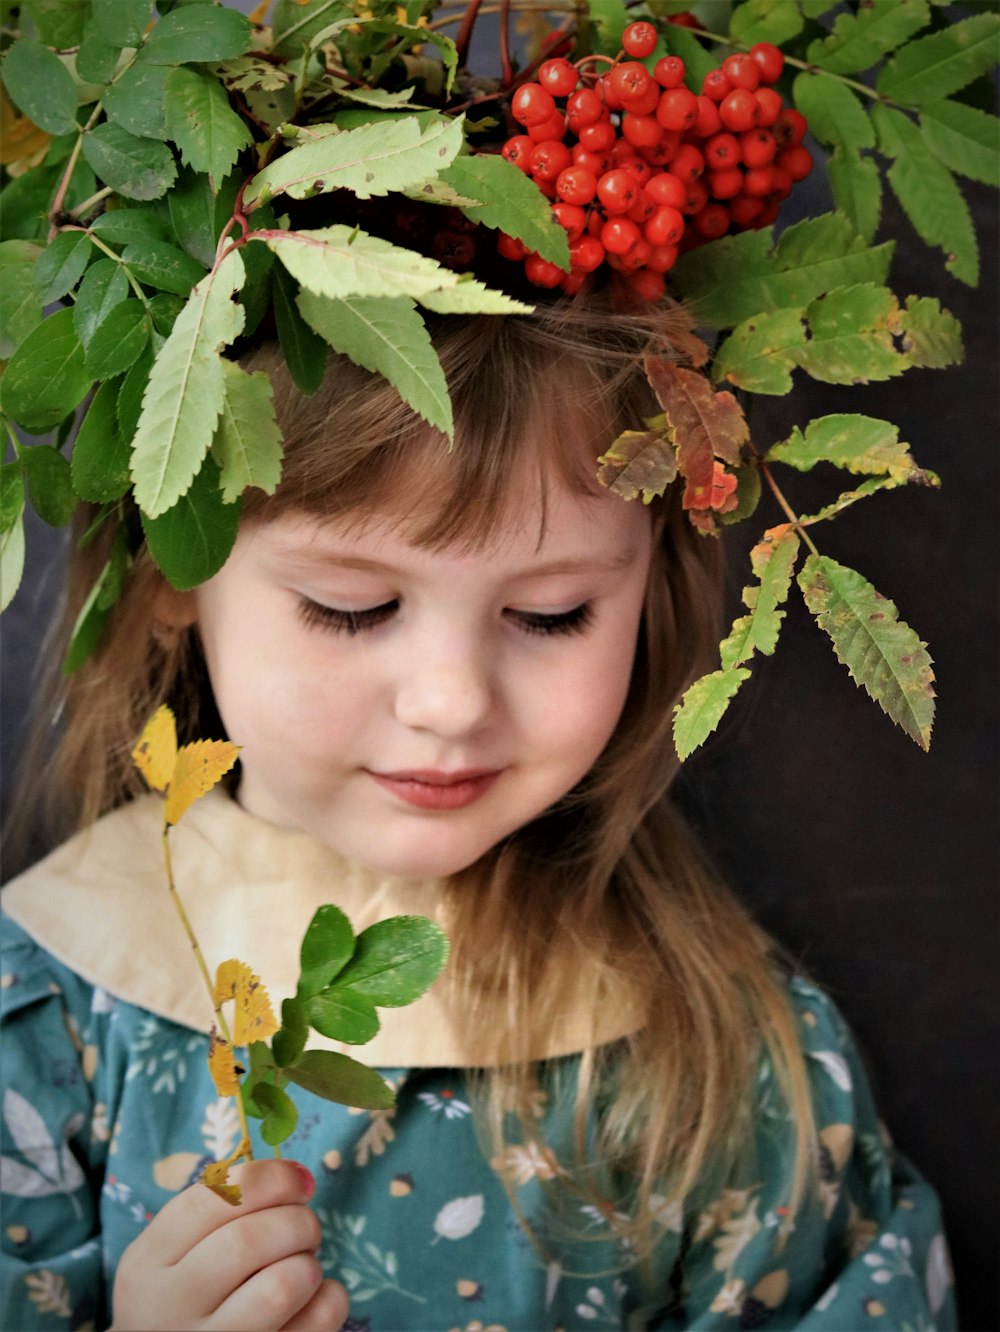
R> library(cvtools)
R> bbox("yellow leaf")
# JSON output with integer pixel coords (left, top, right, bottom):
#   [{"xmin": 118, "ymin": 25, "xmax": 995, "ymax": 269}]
[
  {"xmin": 201, "ymin": 1159, "xmax": 243, "ymax": 1206},
  {"xmin": 164, "ymin": 739, "xmax": 240, "ymax": 825},
  {"xmin": 208, "ymin": 1027, "xmax": 242, "ymax": 1097},
  {"xmin": 131, "ymin": 705, "xmax": 178, "ymax": 793},
  {"xmin": 248, "ymin": 0, "xmax": 272, "ymax": 22},
  {"xmin": 0, "ymin": 89, "xmax": 50, "ymax": 169},
  {"xmin": 213, "ymin": 959, "xmax": 279, "ymax": 1045}
]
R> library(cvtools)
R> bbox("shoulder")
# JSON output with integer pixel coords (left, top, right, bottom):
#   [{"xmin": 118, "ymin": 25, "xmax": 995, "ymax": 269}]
[{"xmin": 0, "ymin": 912, "xmax": 98, "ymax": 1028}]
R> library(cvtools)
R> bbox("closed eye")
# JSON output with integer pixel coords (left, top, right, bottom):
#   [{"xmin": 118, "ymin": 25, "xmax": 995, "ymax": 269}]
[
  {"xmin": 298, "ymin": 598, "xmax": 399, "ymax": 635},
  {"xmin": 506, "ymin": 604, "xmax": 593, "ymax": 636}
]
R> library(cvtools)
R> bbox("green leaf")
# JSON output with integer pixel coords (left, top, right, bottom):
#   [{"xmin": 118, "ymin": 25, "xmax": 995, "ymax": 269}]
[
  {"xmin": 140, "ymin": 454, "xmax": 241, "ymax": 589},
  {"xmin": 877, "ymin": 12, "xmax": 1000, "ymax": 104},
  {"xmin": 240, "ymin": 1040, "xmax": 277, "ymax": 1118},
  {"xmin": 417, "ymin": 276, "xmax": 533, "ymax": 316},
  {"xmin": 244, "ymin": 114, "xmax": 464, "ymax": 208},
  {"xmin": 82, "ymin": 122, "xmax": 177, "ymax": 201},
  {"xmin": 103, "ymin": 61, "xmax": 171, "ymax": 140},
  {"xmin": 299, "ymin": 291, "xmax": 452, "ymax": 438},
  {"xmin": 0, "ymin": 261, "xmax": 43, "ymax": 358},
  {"xmin": 795, "ymin": 284, "xmax": 904, "ymax": 385},
  {"xmin": 117, "ymin": 343, "xmax": 154, "ymax": 443},
  {"xmin": 298, "ymin": 904, "xmax": 356, "ymax": 999},
  {"xmin": 362, "ymin": 19, "xmax": 458, "ymax": 96},
  {"xmin": 20, "ymin": 0, "xmax": 88, "ymax": 48},
  {"xmin": 768, "ymin": 414, "xmax": 923, "ymax": 483},
  {"xmin": 791, "ymin": 73, "xmax": 874, "ymax": 151},
  {"xmin": 440, "ymin": 154, "xmax": 570, "ymax": 270},
  {"xmin": 148, "ymin": 292, "xmax": 186, "ymax": 337},
  {"xmin": 84, "ymin": 299, "xmax": 150, "ymax": 379},
  {"xmin": 798, "ymin": 555, "xmax": 934, "ymax": 749},
  {"xmin": 896, "ymin": 294, "xmax": 963, "ymax": 368},
  {"xmin": 2, "ymin": 39, "xmax": 79, "ymax": 136},
  {"xmin": 76, "ymin": 24, "xmax": 122, "ymax": 85},
  {"xmin": 920, "ymin": 99, "xmax": 1000, "ymax": 186},
  {"xmin": 720, "ymin": 529, "xmax": 801, "ymax": 670},
  {"xmin": 255, "ymin": 1082, "xmax": 299, "ymax": 1148},
  {"xmin": 138, "ymin": 5, "xmax": 252, "ymax": 65},
  {"xmin": 711, "ymin": 308, "xmax": 806, "ymax": 394},
  {"xmin": 72, "ymin": 378, "xmax": 131, "ymax": 502},
  {"xmin": 120, "ymin": 238, "xmax": 205, "ymax": 295},
  {"xmin": 21, "ymin": 444, "xmax": 75, "ymax": 527},
  {"xmin": 827, "ymin": 147, "xmax": 882, "ymax": 244},
  {"xmin": 0, "ymin": 503, "xmax": 26, "ymax": 612},
  {"xmin": 798, "ymin": 476, "xmax": 903, "ymax": 526},
  {"xmin": 130, "ymin": 248, "xmax": 246, "ymax": 517},
  {"xmin": 272, "ymin": 997, "xmax": 309, "ymax": 1068},
  {"xmin": 163, "ymin": 66, "xmax": 253, "ymax": 187},
  {"xmin": 74, "ymin": 259, "xmax": 129, "ymax": 348},
  {"xmin": 272, "ymin": 0, "xmax": 353, "ymax": 57},
  {"xmin": 1, "ymin": 307, "xmax": 92, "ymax": 433},
  {"xmin": 806, "ymin": 0, "xmax": 931, "ymax": 76},
  {"xmin": 92, "ymin": 0, "xmax": 154, "ymax": 48},
  {"xmin": 273, "ymin": 265, "xmax": 327, "ymax": 395},
  {"xmin": 33, "ymin": 232, "xmax": 91, "ymax": 304},
  {"xmin": 305, "ymin": 989, "xmax": 380, "ymax": 1045},
  {"xmin": 729, "ymin": 0, "xmax": 804, "ymax": 46},
  {"xmin": 672, "ymin": 668, "xmax": 751, "ymax": 762},
  {"xmin": 211, "ymin": 359, "xmax": 283, "ymax": 503},
  {"xmin": 267, "ymin": 226, "xmax": 467, "ymax": 303},
  {"xmin": 662, "ymin": 25, "xmax": 717, "ymax": 92},
  {"xmin": 670, "ymin": 214, "xmax": 894, "ymax": 328},
  {"xmin": 284, "ymin": 1050, "xmax": 394, "ymax": 1111},
  {"xmin": 90, "ymin": 208, "xmax": 173, "ymax": 246},
  {"xmin": 872, "ymin": 105, "xmax": 978, "ymax": 285},
  {"xmin": 332, "ymin": 916, "xmax": 449, "ymax": 1008},
  {"xmin": 584, "ymin": 0, "xmax": 628, "ymax": 53},
  {"xmin": 168, "ymin": 167, "xmax": 240, "ymax": 269}
]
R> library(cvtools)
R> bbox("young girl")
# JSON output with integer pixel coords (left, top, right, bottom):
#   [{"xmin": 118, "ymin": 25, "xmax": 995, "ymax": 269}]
[{"xmin": 1, "ymin": 304, "xmax": 954, "ymax": 1330}]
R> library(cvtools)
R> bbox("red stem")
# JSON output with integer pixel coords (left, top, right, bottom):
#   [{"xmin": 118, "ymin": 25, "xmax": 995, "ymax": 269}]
[
  {"xmin": 454, "ymin": 0, "xmax": 484, "ymax": 67},
  {"xmin": 499, "ymin": 0, "xmax": 513, "ymax": 88}
]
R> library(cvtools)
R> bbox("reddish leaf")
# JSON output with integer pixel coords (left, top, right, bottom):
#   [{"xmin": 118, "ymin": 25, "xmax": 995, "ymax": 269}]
[{"xmin": 644, "ymin": 359, "xmax": 749, "ymax": 503}]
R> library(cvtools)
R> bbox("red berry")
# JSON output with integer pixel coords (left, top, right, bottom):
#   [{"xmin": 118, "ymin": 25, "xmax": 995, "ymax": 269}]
[
  {"xmin": 627, "ymin": 267, "xmax": 666, "ymax": 302},
  {"xmin": 778, "ymin": 144, "xmax": 813, "ymax": 180},
  {"xmin": 654, "ymin": 56, "xmax": 686, "ymax": 90},
  {"xmin": 556, "ymin": 165, "xmax": 598, "ymax": 205},
  {"xmin": 599, "ymin": 73, "xmax": 623, "ymax": 112},
  {"xmin": 623, "ymin": 112, "xmax": 662, "ymax": 149},
  {"xmin": 670, "ymin": 142, "xmax": 704, "ymax": 183},
  {"xmin": 646, "ymin": 172, "xmax": 686, "ymax": 208},
  {"xmin": 524, "ymin": 253, "xmax": 566, "ymax": 286},
  {"xmin": 774, "ymin": 107, "xmax": 808, "ymax": 149},
  {"xmin": 719, "ymin": 88, "xmax": 758, "ymax": 132},
  {"xmin": 704, "ymin": 132, "xmax": 740, "ymax": 169},
  {"xmin": 753, "ymin": 87, "xmax": 782, "ymax": 128},
  {"xmin": 707, "ymin": 166, "xmax": 743, "ymax": 200},
  {"xmin": 512, "ymin": 82, "xmax": 557, "ymax": 127},
  {"xmin": 702, "ymin": 69, "xmax": 732, "ymax": 102},
  {"xmin": 628, "ymin": 189, "xmax": 657, "ymax": 224},
  {"xmin": 656, "ymin": 86, "xmax": 698, "ymax": 131},
  {"xmin": 601, "ymin": 216, "xmax": 642, "ymax": 255},
  {"xmin": 620, "ymin": 238, "xmax": 652, "ymax": 272},
  {"xmin": 750, "ymin": 42, "xmax": 784, "ymax": 86},
  {"xmin": 680, "ymin": 178, "xmax": 709, "ymax": 215},
  {"xmin": 530, "ymin": 139, "xmax": 572, "ymax": 181},
  {"xmin": 538, "ymin": 57, "xmax": 578, "ymax": 97},
  {"xmin": 692, "ymin": 95, "xmax": 722, "ymax": 138},
  {"xmin": 729, "ymin": 193, "xmax": 764, "ymax": 228},
  {"xmin": 569, "ymin": 234, "xmax": 605, "ymax": 272},
  {"xmin": 740, "ymin": 128, "xmax": 776, "ymax": 168},
  {"xmin": 693, "ymin": 202, "xmax": 730, "ymax": 239},
  {"xmin": 618, "ymin": 155, "xmax": 652, "ymax": 184},
  {"xmin": 609, "ymin": 61, "xmax": 654, "ymax": 107},
  {"xmin": 742, "ymin": 165, "xmax": 774, "ymax": 197},
  {"xmin": 722, "ymin": 53, "xmax": 760, "ymax": 92},
  {"xmin": 527, "ymin": 111, "xmax": 567, "ymax": 143},
  {"xmin": 668, "ymin": 12, "xmax": 700, "ymax": 29},
  {"xmin": 572, "ymin": 146, "xmax": 611, "ymax": 177},
  {"xmin": 598, "ymin": 167, "xmax": 643, "ymax": 214},
  {"xmin": 551, "ymin": 201, "xmax": 587, "ymax": 240},
  {"xmin": 497, "ymin": 232, "xmax": 527, "ymax": 261},
  {"xmin": 637, "ymin": 134, "xmax": 679, "ymax": 167},
  {"xmin": 566, "ymin": 88, "xmax": 604, "ymax": 129},
  {"xmin": 644, "ymin": 204, "xmax": 685, "ymax": 247},
  {"xmin": 578, "ymin": 119, "xmax": 616, "ymax": 152},
  {"xmin": 647, "ymin": 243, "xmax": 679, "ymax": 272},
  {"xmin": 622, "ymin": 20, "xmax": 657, "ymax": 59},
  {"xmin": 769, "ymin": 163, "xmax": 793, "ymax": 200},
  {"xmin": 502, "ymin": 135, "xmax": 535, "ymax": 171},
  {"xmin": 560, "ymin": 268, "xmax": 587, "ymax": 295}
]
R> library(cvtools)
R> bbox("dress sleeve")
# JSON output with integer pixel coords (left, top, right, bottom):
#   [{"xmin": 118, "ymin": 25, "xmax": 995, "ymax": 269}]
[
  {"xmin": 673, "ymin": 978, "xmax": 956, "ymax": 1330},
  {"xmin": 1, "ymin": 913, "xmax": 113, "ymax": 1331}
]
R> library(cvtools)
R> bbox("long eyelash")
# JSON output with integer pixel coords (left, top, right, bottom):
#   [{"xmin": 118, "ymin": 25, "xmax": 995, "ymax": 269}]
[
  {"xmin": 298, "ymin": 598, "xmax": 399, "ymax": 635},
  {"xmin": 511, "ymin": 604, "xmax": 593, "ymax": 636}
]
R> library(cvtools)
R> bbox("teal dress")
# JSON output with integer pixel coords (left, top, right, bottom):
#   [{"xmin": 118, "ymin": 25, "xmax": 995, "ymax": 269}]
[{"xmin": 1, "ymin": 911, "xmax": 955, "ymax": 1331}]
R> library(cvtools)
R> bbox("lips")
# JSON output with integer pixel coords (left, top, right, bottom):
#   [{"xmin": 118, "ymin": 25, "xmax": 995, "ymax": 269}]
[{"xmin": 367, "ymin": 768, "xmax": 501, "ymax": 811}]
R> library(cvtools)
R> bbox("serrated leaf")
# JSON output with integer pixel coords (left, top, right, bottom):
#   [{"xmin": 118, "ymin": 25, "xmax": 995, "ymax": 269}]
[
  {"xmin": 796, "ymin": 284, "xmax": 904, "ymax": 385},
  {"xmin": 120, "ymin": 238, "xmax": 205, "ymax": 296},
  {"xmin": 164, "ymin": 66, "xmax": 253, "ymax": 187},
  {"xmin": 256, "ymin": 1083, "xmax": 298, "ymax": 1148},
  {"xmin": 792, "ymin": 73, "xmax": 874, "ymax": 151},
  {"xmin": 798, "ymin": 555, "xmax": 934, "ymax": 748},
  {"xmin": 284, "ymin": 1050, "xmax": 395, "ymax": 1110},
  {"xmin": 273, "ymin": 264, "xmax": 327, "ymax": 394},
  {"xmin": 266, "ymin": 226, "xmax": 464, "ymax": 303},
  {"xmin": 712, "ymin": 308, "xmax": 806, "ymax": 394},
  {"xmin": 920, "ymin": 99, "xmax": 1000, "ymax": 185},
  {"xmin": 298, "ymin": 905, "xmax": 355, "ymax": 1000},
  {"xmin": 131, "ymin": 703, "xmax": 178, "ymax": 792},
  {"xmin": 90, "ymin": 208, "xmax": 173, "ymax": 246},
  {"xmin": 720, "ymin": 528, "xmax": 801, "ymax": 670},
  {"xmin": 418, "ymin": 275, "xmax": 533, "ymax": 316},
  {"xmin": 85, "ymin": 300, "xmax": 150, "ymax": 379},
  {"xmin": 273, "ymin": 997, "xmax": 309, "ymax": 1068},
  {"xmin": 140, "ymin": 454, "xmax": 242, "ymax": 589},
  {"xmin": 798, "ymin": 476, "xmax": 905, "ymax": 526},
  {"xmin": 21, "ymin": 445, "xmax": 75, "ymax": 527},
  {"xmin": 208, "ymin": 1028, "xmax": 241, "ymax": 1097},
  {"xmin": 2, "ymin": 40, "xmax": 78, "ymax": 136},
  {"xmin": 118, "ymin": 344, "xmax": 154, "ymax": 443},
  {"xmin": 273, "ymin": 0, "xmax": 353, "ymax": 57},
  {"xmin": 877, "ymin": 12, "xmax": 1000, "ymax": 104},
  {"xmin": 82, "ymin": 122, "xmax": 177, "ymax": 201},
  {"xmin": 332, "ymin": 916, "xmax": 449, "ymax": 1008},
  {"xmin": 671, "ymin": 214, "xmax": 894, "ymax": 329},
  {"xmin": 872, "ymin": 105, "xmax": 978, "ymax": 285},
  {"xmin": 299, "ymin": 290, "xmax": 452, "ymax": 438},
  {"xmin": 672, "ymin": 668, "xmax": 751, "ymax": 761},
  {"xmin": 729, "ymin": 0, "xmax": 804, "ymax": 46},
  {"xmin": 0, "ymin": 262, "xmax": 43, "ymax": 358},
  {"xmin": 768, "ymin": 414, "xmax": 929, "ymax": 485},
  {"xmin": 645, "ymin": 359, "xmax": 748, "ymax": 500},
  {"xmin": 806, "ymin": 0, "xmax": 931, "ymax": 76},
  {"xmin": 165, "ymin": 739, "xmax": 241, "ymax": 826},
  {"xmin": 33, "ymin": 231, "xmax": 91, "ymax": 304},
  {"xmin": 306, "ymin": 988, "xmax": 380, "ymax": 1044},
  {"xmin": 896, "ymin": 295, "xmax": 963, "ymax": 368},
  {"xmin": 244, "ymin": 114, "xmax": 463, "ymax": 208},
  {"xmin": 73, "ymin": 258, "xmax": 128, "ymax": 348},
  {"xmin": 200, "ymin": 1158, "xmax": 242, "ymax": 1206},
  {"xmin": 596, "ymin": 428, "xmax": 678, "ymax": 503},
  {"xmin": 138, "ymin": 5, "xmax": 252, "ymax": 65},
  {"xmin": 103, "ymin": 62, "xmax": 170, "ymax": 141},
  {"xmin": 439, "ymin": 155, "xmax": 570, "ymax": 270},
  {"xmin": 827, "ymin": 147, "xmax": 882, "ymax": 244},
  {"xmin": 211, "ymin": 359, "xmax": 283, "ymax": 503},
  {"xmin": 130, "ymin": 248, "xmax": 246, "ymax": 517},
  {"xmin": 1, "ymin": 307, "xmax": 92, "ymax": 433}
]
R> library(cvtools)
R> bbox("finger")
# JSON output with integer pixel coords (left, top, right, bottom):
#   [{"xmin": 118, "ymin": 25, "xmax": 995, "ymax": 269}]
[
  {"xmin": 281, "ymin": 1279, "xmax": 349, "ymax": 1331},
  {"xmin": 206, "ymin": 1251, "xmax": 325, "ymax": 1332},
  {"xmin": 132, "ymin": 1159, "xmax": 315, "ymax": 1267}
]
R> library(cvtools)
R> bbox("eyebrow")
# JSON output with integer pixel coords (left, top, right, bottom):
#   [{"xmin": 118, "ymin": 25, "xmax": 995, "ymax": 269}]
[{"xmin": 266, "ymin": 545, "xmax": 640, "ymax": 579}]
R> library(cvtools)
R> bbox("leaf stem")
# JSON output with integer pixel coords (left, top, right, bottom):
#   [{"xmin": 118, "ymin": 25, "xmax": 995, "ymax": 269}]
[
  {"xmin": 48, "ymin": 101, "xmax": 105, "ymax": 238},
  {"xmin": 68, "ymin": 186, "xmax": 113, "ymax": 220},
  {"xmin": 757, "ymin": 456, "xmax": 821, "ymax": 557},
  {"xmin": 499, "ymin": 0, "xmax": 513, "ymax": 88},
  {"xmin": 454, "ymin": 0, "xmax": 484, "ymax": 66}
]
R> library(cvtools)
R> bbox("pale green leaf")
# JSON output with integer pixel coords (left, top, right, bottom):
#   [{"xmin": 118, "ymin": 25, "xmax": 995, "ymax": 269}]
[
  {"xmin": 1, "ymin": 507, "xmax": 26, "ymax": 613},
  {"xmin": 333, "ymin": 917, "xmax": 449, "ymax": 1008},
  {"xmin": 768, "ymin": 414, "xmax": 923, "ymax": 483},
  {"xmin": 82, "ymin": 122, "xmax": 177, "ymax": 201},
  {"xmin": 298, "ymin": 290, "xmax": 452, "ymax": 438},
  {"xmin": 284, "ymin": 1050, "xmax": 394, "ymax": 1110},
  {"xmin": 138, "ymin": 5, "xmax": 252, "ymax": 65},
  {"xmin": 163, "ymin": 66, "xmax": 253, "ymax": 187},
  {"xmin": 140, "ymin": 454, "xmax": 241, "ymax": 589},
  {"xmin": 729, "ymin": 0, "xmax": 804, "ymax": 46},
  {"xmin": 1, "ymin": 307, "xmax": 92, "ymax": 433},
  {"xmin": 243, "ymin": 115, "xmax": 464, "ymax": 208},
  {"xmin": 103, "ymin": 62, "xmax": 170, "ymax": 141},
  {"xmin": 74, "ymin": 258, "xmax": 128, "ymax": 348},
  {"xmin": 418, "ymin": 276, "xmax": 533, "ymax": 316},
  {"xmin": 877, "ymin": 12, "xmax": 1000, "ymax": 104},
  {"xmin": 672, "ymin": 668, "xmax": 751, "ymax": 761},
  {"xmin": 72, "ymin": 378, "xmax": 130, "ymax": 502},
  {"xmin": 265, "ymin": 226, "xmax": 463, "ymax": 302},
  {"xmin": 798, "ymin": 555, "xmax": 934, "ymax": 749},
  {"xmin": 211, "ymin": 359, "xmax": 283, "ymax": 503},
  {"xmin": 711, "ymin": 308, "xmax": 806, "ymax": 394},
  {"xmin": 795, "ymin": 284, "xmax": 904, "ymax": 385},
  {"xmin": 791, "ymin": 73, "xmax": 874, "ymax": 151},
  {"xmin": 798, "ymin": 476, "xmax": 908, "ymax": 526},
  {"xmin": 272, "ymin": 0, "xmax": 353, "ymax": 57},
  {"xmin": 2, "ymin": 39, "xmax": 78, "ymax": 136},
  {"xmin": 130, "ymin": 249, "xmax": 246, "ymax": 518},
  {"xmin": 720, "ymin": 529, "xmax": 801, "ymax": 670},
  {"xmin": 92, "ymin": 0, "xmax": 153, "ymax": 49},
  {"xmin": 441, "ymin": 154, "xmax": 570, "ymax": 270},
  {"xmin": 896, "ymin": 295, "xmax": 964, "ymax": 369},
  {"xmin": 827, "ymin": 147, "xmax": 882, "ymax": 244},
  {"xmin": 920, "ymin": 99, "xmax": 1000, "ymax": 186},
  {"xmin": 807, "ymin": 0, "xmax": 931, "ymax": 76}
]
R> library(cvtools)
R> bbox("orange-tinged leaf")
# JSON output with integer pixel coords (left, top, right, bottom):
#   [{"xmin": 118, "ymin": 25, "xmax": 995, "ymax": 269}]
[
  {"xmin": 164, "ymin": 739, "xmax": 240, "ymax": 825},
  {"xmin": 213, "ymin": 960, "xmax": 279, "ymax": 1045},
  {"xmin": 0, "ymin": 90, "xmax": 50, "ymax": 168},
  {"xmin": 200, "ymin": 1135, "xmax": 250, "ymax": 1205},
  {"xmin": 596, "ymin": 428, "xmax": 678, "ymax": 503},
  {"xmin": 208, "ymin": 1027, "xmax": 242, "ymax": 1097},
  {"xmin": 645, "ymin": 359, "xmax": 749, "ymax": 501},
  {"xmin": 132, "ymin": 705, "xmax": 178, "ymax": 793}
]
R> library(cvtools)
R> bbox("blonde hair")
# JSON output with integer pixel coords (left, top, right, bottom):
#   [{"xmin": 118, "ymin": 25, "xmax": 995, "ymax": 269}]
[{"xmin": 29, "ymin": 297, "xmax": 816, "ymax": 1272}]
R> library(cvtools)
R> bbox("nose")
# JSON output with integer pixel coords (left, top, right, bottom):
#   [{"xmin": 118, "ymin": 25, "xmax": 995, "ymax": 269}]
[{"xmin": 393, "ymin": 636, "xmax": 495, "ymax": 738}]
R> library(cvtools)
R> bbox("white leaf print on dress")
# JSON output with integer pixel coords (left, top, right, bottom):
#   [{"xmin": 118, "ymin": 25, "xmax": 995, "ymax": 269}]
[
  {"xmin": 808, "ymin": 1050, "xmax": 852, "ymax": 1093},
  {"xmin": 432, "ymin": 1194, "xmax": 484, "ymax": 1242},
  {"xmin": 25, "ymin": 1269, "xmax": 72, "ymax": 1317},
  {"xmin": 1, "ymin": 1090, "xmax": 85, "ymax": 1198},
  {"xmin": 201, "ymin": 1098, "xmax": 240, "ymax": 1161}
]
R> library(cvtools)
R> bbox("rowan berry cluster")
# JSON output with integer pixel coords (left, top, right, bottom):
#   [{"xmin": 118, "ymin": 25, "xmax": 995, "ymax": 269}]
[{"xmin": 498, "ymin": 22, "xmax": 813, "ymax": 300}]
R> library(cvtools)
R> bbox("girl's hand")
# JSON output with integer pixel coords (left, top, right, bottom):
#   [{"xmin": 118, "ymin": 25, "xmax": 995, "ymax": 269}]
[{"xmin": 110, "ymin": 1159, "xmax": 349, "ymax": 1331}]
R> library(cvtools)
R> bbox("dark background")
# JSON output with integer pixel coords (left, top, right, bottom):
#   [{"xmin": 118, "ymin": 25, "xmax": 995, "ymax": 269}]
[{"xmin": 2, "ymin": 16, "xmax": 997, "ymax": 1327}]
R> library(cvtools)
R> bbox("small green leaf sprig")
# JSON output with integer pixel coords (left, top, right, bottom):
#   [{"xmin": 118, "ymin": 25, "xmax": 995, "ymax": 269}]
[{"xmin": 1, "ymin": 0, "xmax": 997, "ymax": 759}]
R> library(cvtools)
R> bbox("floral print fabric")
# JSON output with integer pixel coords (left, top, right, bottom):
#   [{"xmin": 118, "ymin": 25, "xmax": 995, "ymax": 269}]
[{"xmin": 1, "ymin": 914, "xmax": 955, "ymax": 1330}]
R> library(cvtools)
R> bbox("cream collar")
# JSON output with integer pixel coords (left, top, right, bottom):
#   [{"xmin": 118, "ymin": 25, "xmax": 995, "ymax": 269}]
[{"xmin": 2, "ymin": 792, "xmax": 645, "ymax": 1067}]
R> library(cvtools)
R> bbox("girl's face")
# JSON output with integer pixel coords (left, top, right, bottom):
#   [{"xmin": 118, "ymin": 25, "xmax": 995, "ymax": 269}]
[{"xmin": 184, "ymin": 466, "xmax": 653, "ymax": 879}]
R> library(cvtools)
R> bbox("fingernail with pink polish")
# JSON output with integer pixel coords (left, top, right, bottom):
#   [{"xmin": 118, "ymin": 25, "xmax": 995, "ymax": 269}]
[{"xmin": 292, "ymin": 1161, "xmax": 316, "ymax": 1199}]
